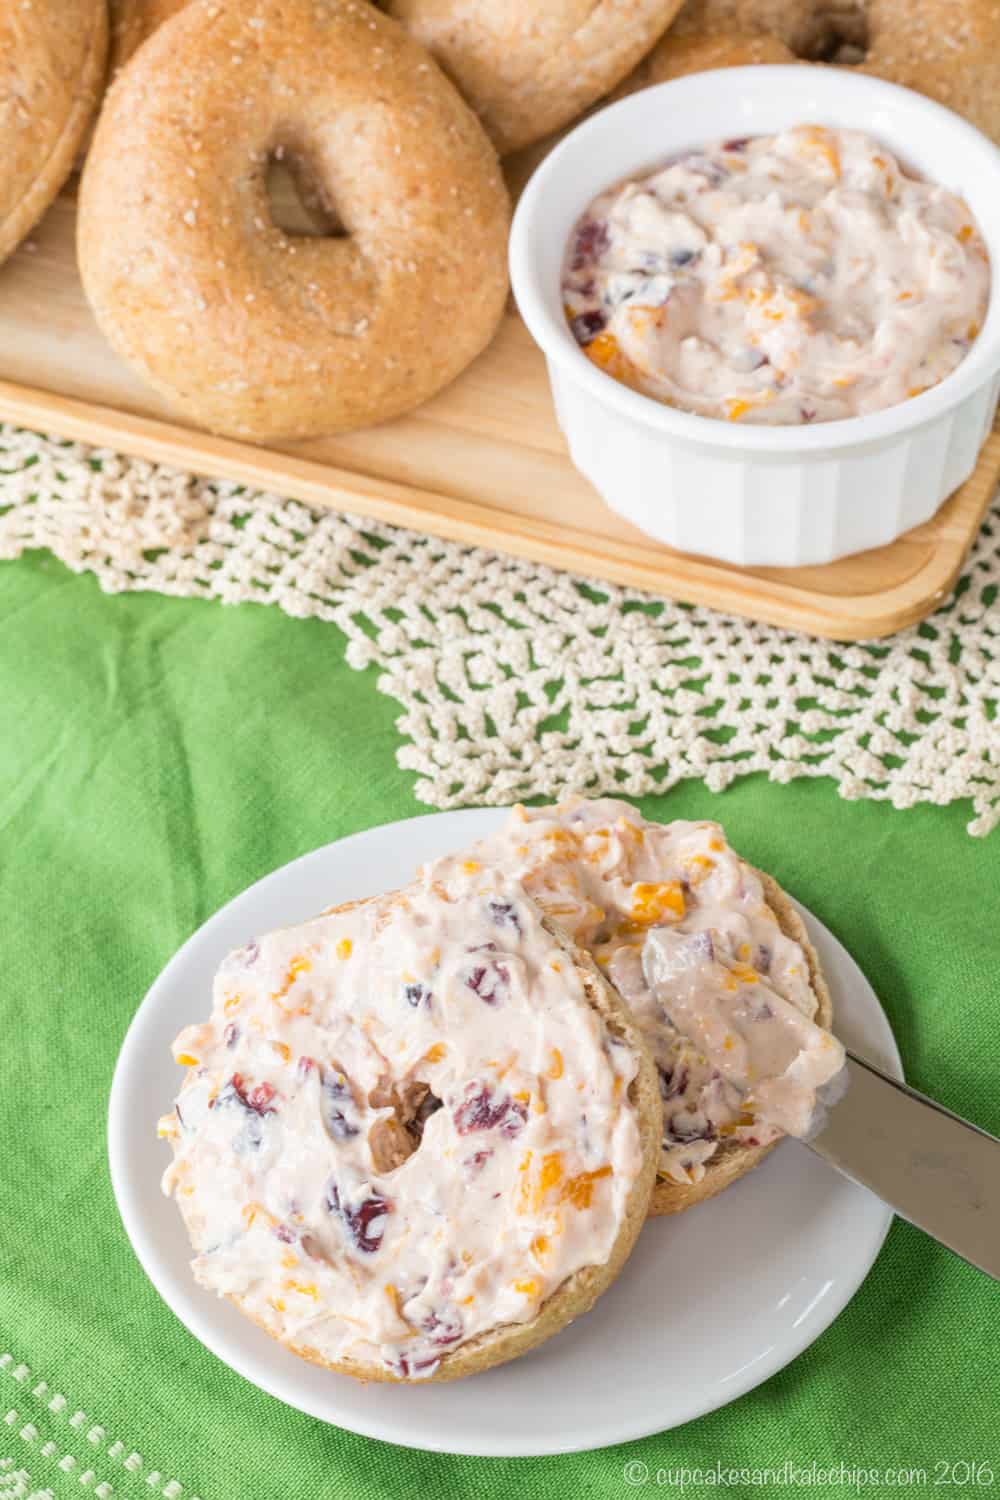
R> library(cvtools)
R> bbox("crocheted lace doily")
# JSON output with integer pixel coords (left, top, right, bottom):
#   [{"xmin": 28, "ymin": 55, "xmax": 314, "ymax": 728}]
[{"xmin": 2, "ymin": 423, "xmax": 998, "ymax": 835}]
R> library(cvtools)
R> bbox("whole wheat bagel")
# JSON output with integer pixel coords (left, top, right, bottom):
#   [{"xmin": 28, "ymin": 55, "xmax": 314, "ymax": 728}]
[
  {"xmin": 634, "ymin": 1, "xmax": 1000, "ymax": 140},
  {"xmin": 77, "ymin": 0, "xmax": 510, "ymax": 441},
  {"xmin": 381, "ymin": 0, "xmax": 688, "ymax": 154},
  {"xmin": 160, "ymin": 881, "xmax": 661, "ymax": 1382},
  {"xmin": 108, "ymin": 0, "xmax": 189, "ymax": 73},
  {"xmin": 0, "ymin": 0, "xmax": 107, "ymax": 266}
]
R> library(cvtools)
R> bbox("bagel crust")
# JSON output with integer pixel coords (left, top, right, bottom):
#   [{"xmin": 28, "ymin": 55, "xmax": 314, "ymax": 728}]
[
  {"xmin": 0, "ymin": 0, "xmax": 107, "ymax": 266},
  {"xmin": 638, "ymin": 1, "xmax": 1000, "ymax": 143},
  {"xmin": 78, "ymin": 0, "xmax": 511, "ymax": 441},
  {"xmin": 109, "ymin": 0, "xmax": 189, "ymax": 74},
  {"xmin": 383, "ymin": 0, "xmax": 688, "ymax": 153},
  {"xmin": 160, "ymin": 878, "xmax": 661, "ymax": 1383}
]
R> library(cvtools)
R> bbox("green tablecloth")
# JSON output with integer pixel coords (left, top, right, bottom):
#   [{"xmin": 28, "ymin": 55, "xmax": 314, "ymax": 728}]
[{"xmin": 2, "ymin": 549, "xmax": 998, "ymax": 1500}]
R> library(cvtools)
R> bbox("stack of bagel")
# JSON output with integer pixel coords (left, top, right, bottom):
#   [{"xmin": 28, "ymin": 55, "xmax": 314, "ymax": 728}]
[{"xmin": 3, "ymin": 0, "xmax": 997, "ymax": 442}]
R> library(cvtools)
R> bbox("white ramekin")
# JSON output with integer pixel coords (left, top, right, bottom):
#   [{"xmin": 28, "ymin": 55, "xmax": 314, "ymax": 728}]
[{"xmin": 509, "ymin": 67, "xmax": 1000, "ymax": 567}]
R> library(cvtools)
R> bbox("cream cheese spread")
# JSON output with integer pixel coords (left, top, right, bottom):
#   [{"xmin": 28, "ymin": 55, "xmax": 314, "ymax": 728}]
[
  {"xmin": 438, "ymin": 798, "xmax": 846, "ymax": 1184},
  {"xmin": 563, "ymin": 126, "xmax": 989, "ymax": 424},
  {"xmin": 158, "ymin": 866, "xmax": 643, "ymax": 1379}
]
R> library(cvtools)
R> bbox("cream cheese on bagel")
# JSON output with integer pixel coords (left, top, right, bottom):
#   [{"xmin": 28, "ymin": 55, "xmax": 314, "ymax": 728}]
[
  {"xmin": 437, "ymin": 798, "xmax": 846, "ymax": 1187},
  {"xmin": 159, "ymin": 865, "xmax": 656, "ymax": 1381}
]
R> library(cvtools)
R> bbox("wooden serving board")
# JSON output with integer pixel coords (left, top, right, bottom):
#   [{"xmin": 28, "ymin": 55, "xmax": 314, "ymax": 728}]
[{"xmin": 2, "ymin": 175, "xmax": 998, "ymax": 642}]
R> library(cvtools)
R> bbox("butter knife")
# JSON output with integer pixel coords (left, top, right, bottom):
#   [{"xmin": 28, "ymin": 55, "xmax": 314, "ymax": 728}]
[{"xmin": 803, "ymin": 1050, "xmax": 1000, "ymax": 1280}]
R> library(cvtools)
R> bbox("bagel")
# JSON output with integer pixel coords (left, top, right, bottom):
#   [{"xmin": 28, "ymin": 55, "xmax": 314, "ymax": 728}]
[
  {"xmin": 439, "ymin": 798, "xmax": 844, "ymax": 1219},
  {"xmin": 77, "ymin": 0, "xmax": 511, "ymax": 441},
  {"xmin": 159, "ymin": 874, "xmax": 661, "ymax": 1382},
  {"xmin": 380, "ymin": 0, "xmax": 688, "ymax": 154},
  {"xmin": 614, "ymin": 30, "xmax": 793, "ymax": 94},
  {"xmin": 0, "ymin": 0, "xmax": 107, "ymax": 266},
  {"xmin": 108, "ymin": 0, "xmax": 189, "ymax": 73},
  {"xmin": 636, "ymin": 1, "xmax": 1000, "ymax": 142}
]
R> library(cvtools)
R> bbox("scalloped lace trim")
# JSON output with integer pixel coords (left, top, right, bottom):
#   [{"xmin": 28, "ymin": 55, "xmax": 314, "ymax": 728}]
[{"xmin": 1, "ymin": 424, "xmax": 997, "ymax": 835}]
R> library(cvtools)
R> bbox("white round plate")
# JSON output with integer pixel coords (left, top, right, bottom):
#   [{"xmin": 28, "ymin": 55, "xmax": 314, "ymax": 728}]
[{"xmin": 109, "ymin": 810, "xmax": 901, "ymax": 1458}]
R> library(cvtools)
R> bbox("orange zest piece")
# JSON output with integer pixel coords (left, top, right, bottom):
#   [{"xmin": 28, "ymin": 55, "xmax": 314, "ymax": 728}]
[
  {"xmin": 561, "ymin": 1165, "xmax": 613, "ymax": 1211},
  {"xmin": 546, "ymin": 1048, "xmax": 564, "ymax": 1081},
  {"xmin": 284, "ymin": 1279, "xmax": 319, "ymax": 1300},
  {"xmin": 423, "ymin": 1043, "xmax": 447, "ymax": 1065},
  {"xmin": 336, "ymin": 938, "xmax": 352, "ymax": 960},
  {"xmin": 514, "ymin": 1278, "xmax": 541, "ymax": 1298},
  {"xmin": 726, "ymin": 398, "xmax": 752, "ymax": 421},
  {"xmin": 630, "ymin": 881, "xmax": 686, "ymax": 926},
  {"xmin": 582, "ymin": 330, "xmax": 640, "ymax": 387},
  {"xmin": 174, "ymin": 1053, "xmax": 199, "ymax": 1068}
]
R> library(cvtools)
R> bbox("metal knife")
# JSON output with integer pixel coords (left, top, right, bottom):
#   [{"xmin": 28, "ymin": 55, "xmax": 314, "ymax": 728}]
[{"xmin": 803, "ymin": 1050, "xmax": 1000, "ymax": 1280}]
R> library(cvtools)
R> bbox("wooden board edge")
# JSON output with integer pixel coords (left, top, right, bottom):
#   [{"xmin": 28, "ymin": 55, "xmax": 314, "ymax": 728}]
[{"xmin": 0, "ymin": 376, "xmax": 993, "ymax": 642}]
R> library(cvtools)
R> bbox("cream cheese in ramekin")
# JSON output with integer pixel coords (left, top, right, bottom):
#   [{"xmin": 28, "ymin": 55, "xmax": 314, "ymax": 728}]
[{"xmin": 563, "ymin": 125, "xmax": 989, "ymax": 425}]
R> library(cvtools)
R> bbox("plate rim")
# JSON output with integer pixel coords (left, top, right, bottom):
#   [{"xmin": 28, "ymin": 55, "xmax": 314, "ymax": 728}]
[{"xmin": 107, "ymin": 808, "xmax": 902, "ymax": 1457}]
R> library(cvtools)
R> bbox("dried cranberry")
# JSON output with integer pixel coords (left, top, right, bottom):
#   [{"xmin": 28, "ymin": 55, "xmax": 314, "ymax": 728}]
[
  {"xmin": 463, "ymin": 953, "xmax": 510, "ymax": 1005},
  {"xmin": 211, "ymin": 1076, "xmax": 275, "ymax": 1152},
  {"xmin": 321, "ymin": 1067, "xmax": 359, "ymax": 1141},
  {"xmin": 453, "ymin": 1085, "xmax": 526, "ymax": 1137},
  {"xmin": 722, "ymin": 137, "xmax": 750, "ymax": 152},
  {"xmin": 423, "ymin": 1308, "xmax": 463, "ymax": 1346},
  {"xmin": 387, "ymin": 1353, "xmax": 441, "ymax": 1380},
  {"xmin": 487, "ymin": 899, "xmax": 521, "ymax": 931},
  {"xmin": 570, "ymin": 218, "xmax": 609, "ymax": 270},
  {"xmin": 273, "ymin": 1223, "xmax": 296, "ymax": 1244},
  {"xmin": 570, "ymin": 308, "xmax": 607, "ymax": 345},
  {"xmin": 657, "ymin": 1064, "xmax": 689, "ymax": 1102},
  {"xmin": 325, "ymin": 1181, "xmax": 391, "ymax": 1254},
  {"xmin": 212, "ymin": 1073, "xmax": 277, "ymax": 1116},
  {"xmin": 666, "ymin": 1110, "xmax": 716, "ymax": 1144},
  {"xmin": 463, "ymin": 1148, "xmax": 493, "ymax": 1172},
  {"xmin": 403, "ymin": 981, "xmax": 431, "ymax": 1009},
  {"xmin": 800, "ymin": 406, "xmax": 817, "ymax": 423},
  {"xmin": 222, "ymin": 1022, "xmax": 239, "ymax": 1049}
]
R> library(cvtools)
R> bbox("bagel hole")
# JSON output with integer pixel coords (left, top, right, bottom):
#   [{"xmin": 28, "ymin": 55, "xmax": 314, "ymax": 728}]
[
  {"xmin": 368, "ymin": 1077, "xmax": 443, "ymax": 1174},
  {"xmin": 265, "ymin": 152, "xmax": 346, "ymax": 239},
  {"xmin": 792, "ymin": 4, "xmax": 869, "ymax": 63}
]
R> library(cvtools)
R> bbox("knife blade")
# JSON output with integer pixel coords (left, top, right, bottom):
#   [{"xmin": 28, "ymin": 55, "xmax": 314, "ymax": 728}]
[{"xmin": 803, "ymin": 1049, "xmax": 1000, "ymax": 1280}]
